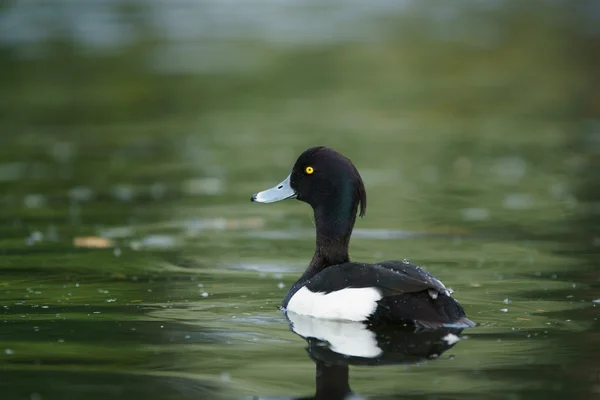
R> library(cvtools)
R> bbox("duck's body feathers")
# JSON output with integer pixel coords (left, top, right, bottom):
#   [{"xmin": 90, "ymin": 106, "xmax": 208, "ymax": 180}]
[{"xmin": 283, "ymin": 260, "xmax": 475, "ymax": 329}]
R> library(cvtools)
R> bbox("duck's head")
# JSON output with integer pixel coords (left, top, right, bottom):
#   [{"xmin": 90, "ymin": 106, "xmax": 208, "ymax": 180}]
[{"xmin": 251, "ymin": 146, "xmax": 366, "ymax": 219}]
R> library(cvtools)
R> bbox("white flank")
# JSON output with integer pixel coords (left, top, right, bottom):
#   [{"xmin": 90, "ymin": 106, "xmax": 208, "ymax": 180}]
[
  {"xmin": 287, "ymin": 311, "xmax": 382, "ymax": 358},
  {"xmin": 442, "ymin": 333, "xmax": 461, "ymax": 345},
  {"xmin": 286, "ymin": 286, "xmax": 382, "ymax": 322}
]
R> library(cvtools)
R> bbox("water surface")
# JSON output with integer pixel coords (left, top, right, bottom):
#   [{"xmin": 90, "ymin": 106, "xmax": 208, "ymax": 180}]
[{"xmin": 1, "ymin": 2, "xmax": 599, "ymax": 399}]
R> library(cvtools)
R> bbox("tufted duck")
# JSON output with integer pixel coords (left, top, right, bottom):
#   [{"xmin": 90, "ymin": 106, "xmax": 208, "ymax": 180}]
[{"xmin": 251, "ymin": 146, "xmax": 475, "ymax": 329}]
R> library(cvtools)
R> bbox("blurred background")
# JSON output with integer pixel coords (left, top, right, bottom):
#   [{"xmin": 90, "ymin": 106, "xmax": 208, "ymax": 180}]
[{"xmin": 1, "ymin": 1, "xmax": 599, "ymax": 399}]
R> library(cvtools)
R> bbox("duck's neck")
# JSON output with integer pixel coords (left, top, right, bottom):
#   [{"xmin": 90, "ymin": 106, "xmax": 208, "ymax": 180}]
[{"xmin": 301, "ymin": 199, "xmax": 358, "ymax": 281}]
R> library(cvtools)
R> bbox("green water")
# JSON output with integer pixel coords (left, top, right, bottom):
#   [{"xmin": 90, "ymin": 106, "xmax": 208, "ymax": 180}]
[{"xmin": 1, "ymin": 2, "xmax": 599, "ymax": 399}]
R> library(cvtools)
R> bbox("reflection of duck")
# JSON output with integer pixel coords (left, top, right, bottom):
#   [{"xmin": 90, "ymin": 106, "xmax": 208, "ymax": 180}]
[
  {"xmin": 287, "ymin": 312, "xmax": 461, "ymax": 366},
  {"xmin": 288, "ymin": 311, "xmax": 464, "ymax": 400},
  {"xmin": 251, "ymin": 146, "xmax": 475, "ymax": 329}
]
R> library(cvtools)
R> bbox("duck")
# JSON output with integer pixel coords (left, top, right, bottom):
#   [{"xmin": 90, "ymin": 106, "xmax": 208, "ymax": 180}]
[{"xmin": 251, "ymin": 146, "xmax": 475, "ymax": 329}]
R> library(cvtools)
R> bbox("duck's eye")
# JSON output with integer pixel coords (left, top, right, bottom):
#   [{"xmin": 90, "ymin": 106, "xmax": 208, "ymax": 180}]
[{"xmin": 305, "ymin": 166, "xmax": 314, "ymax": 175}]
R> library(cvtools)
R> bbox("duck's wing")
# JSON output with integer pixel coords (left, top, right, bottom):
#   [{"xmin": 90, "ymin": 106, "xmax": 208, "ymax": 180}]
[
  {"xmin": 304, "ymin": 260, "xmax": 452, "ymax": 299},
  {"xmin": 376, "ymin": 260, "xmax": 453, "ymax": 298}
]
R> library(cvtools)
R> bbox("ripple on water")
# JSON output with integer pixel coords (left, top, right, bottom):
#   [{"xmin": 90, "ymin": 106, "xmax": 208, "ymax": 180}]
[
  {"xmin": 222, "ymin": 315, "xmax": 288, "ymax": 326},
  {"xmin": 98, "ymin": 226, "xmax": 135, "ymax": 239},
  {"xmin": 227, "ymin": 263, "xmax": 298, "ymax": 274},
  {"xmin": 460, "ymin": 207, "xmax": 490, "ymax": 221},
  {"xmin": 24, "ymin": 194, "xmax": 46, "ymax": 209},
  {"xmin": 112, "ymin": 184, "xmax": 134, "ymax": 201},
  {"xmin": 503, "ymin": 193, "xmax": 535, "ymax": 210},
  {"xmin": 247, "ymin": 228, "xmax": 424, "ymax": 240},
  {"xmin": 130, "ymin": 235, "xmax": 177, "ymax": 250},
  {"xmin": 68, "ymin": 186, "xmax": 95, "ymax": 202},
  {"xmin": 246, "ymin": 230, "xmax": 307, "ymax": 240},
  {"xmin": 352, "ymin": 228, "xmax": 421, "ymax": 240}
]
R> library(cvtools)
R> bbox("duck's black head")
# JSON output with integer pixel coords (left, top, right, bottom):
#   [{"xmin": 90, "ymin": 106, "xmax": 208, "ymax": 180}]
[
  {"xmin": 252, "ymin": 147, "xmax": 366, "ymax": 267},
  {"xmin": 251, "ymin": 146, "xmax": 366, "ymax": 217}
]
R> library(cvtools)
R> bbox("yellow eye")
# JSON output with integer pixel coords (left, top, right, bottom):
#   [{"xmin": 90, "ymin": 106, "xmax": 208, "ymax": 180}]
[{"xmin": 305, "ymin": 166, "xmax": 314, "ymax": 175}]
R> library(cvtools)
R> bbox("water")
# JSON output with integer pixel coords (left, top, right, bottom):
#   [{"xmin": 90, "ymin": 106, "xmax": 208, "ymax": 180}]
[{"xmin": 1, "ymin": 2, "xmax": 600, "ymax": 399}]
